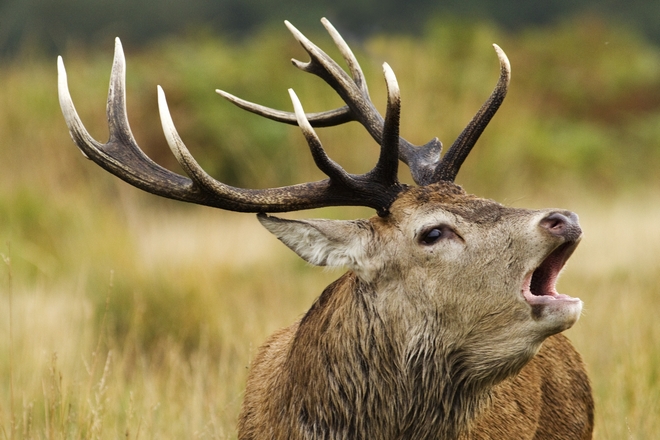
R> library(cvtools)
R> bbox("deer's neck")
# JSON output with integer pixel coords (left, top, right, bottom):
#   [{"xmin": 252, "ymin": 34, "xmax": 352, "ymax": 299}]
[{"xmin": 283, "ymin": 271, "xmax": 491, "ymax": 440}]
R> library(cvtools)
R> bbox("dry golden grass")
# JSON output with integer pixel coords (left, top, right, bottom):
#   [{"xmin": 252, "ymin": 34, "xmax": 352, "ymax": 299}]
[
  {"xmin": 0, "ymin": 204, "xmax": 335, "ymax": 439},
  {"xmin": 561, "ymin": 196, "xmax": 660, "ymax": 439},
  {"xmin": 1, "ymin": 193, "xmax": 659, "ymax": 438}
]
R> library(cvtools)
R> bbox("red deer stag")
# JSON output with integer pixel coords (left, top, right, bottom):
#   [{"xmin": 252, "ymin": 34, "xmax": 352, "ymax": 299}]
[{"xmin": 58, "ymin": 18, "xmax": 593, "ymax": 440}]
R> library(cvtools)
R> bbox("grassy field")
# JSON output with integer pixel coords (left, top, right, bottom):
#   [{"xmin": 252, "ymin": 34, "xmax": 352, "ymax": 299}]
[
  {"xmin": 1, "ymin": 197, "xmax": 660, "ymax": 439},
  {"xmin": 1, "ymin": 16, "xmax": 660, "ymax": 439}
]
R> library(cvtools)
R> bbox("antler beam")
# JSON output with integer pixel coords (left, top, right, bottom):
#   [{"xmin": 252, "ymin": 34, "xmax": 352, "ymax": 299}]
[
  {"xmin": 58, "ymin": 37, "xmax": 405, "ymax": 215},
  {"xmin": 59, "ymin": 18, "xmax": 510, "ymax": 215}
]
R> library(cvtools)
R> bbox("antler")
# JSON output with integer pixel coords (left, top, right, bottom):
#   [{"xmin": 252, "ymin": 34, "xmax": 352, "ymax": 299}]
[
  {"xmin": 218, "ymin": 18, "xmax": 510, "ymax": 185},
  {"xmin": 58, "ymin": 18, "xmax": 510, "ymax": 215},
  {"xmin": 58, "ymin": 37, "xmax": 405, "ymax": 216},
  {"xmin": 433, "ymin": 44, "xmax": 510, "ymax": 182}
]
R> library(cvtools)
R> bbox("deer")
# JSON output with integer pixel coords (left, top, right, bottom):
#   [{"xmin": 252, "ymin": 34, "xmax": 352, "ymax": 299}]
[{"xmin": 57, "ymin": 18, "xmax": 594, "ymax": 440}]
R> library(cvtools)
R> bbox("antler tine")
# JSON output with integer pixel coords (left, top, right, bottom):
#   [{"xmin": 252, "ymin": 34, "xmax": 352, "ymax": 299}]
[
  {"xmin": 370, "ymin": 63, "xmax": 400, "ymax": 186},
  {"xmin": 288, "ymin": 88, "xmax": 352, "ymax": 186},
  {"xmin": 215, "ymin": 89, "xmax": 354, "ymax": 127},
  {"xmin": 215, "ymin": 17, "xmax": 370, "ymax": 128},
  {"xmin": 158, "ymin": 85, "xmax": 240, "ymax": 195},
  {"xmin": 59, "ymin": 38, "xmax": 193, "ymax": 194},
  {"xmin": 285, "ymin": 84, "xmax": 403, "ymax": 216},
  {"xmin": 432, "ymin": 44, "xmax": 511, "ymax": 183},
  {"xmin": 60, "ymin": 37, "xmax": 406, "ymax": 214},
  {"xmin": 319, "ymin": 17, "xmax": 370, "ymax": 98},
  {"xmin": 285, "ymin": 19, "xmax": 386, "ymax": 143},
  {"xmin": 215, "ymin": 18, "xmax": 371, "ymax": 129}
]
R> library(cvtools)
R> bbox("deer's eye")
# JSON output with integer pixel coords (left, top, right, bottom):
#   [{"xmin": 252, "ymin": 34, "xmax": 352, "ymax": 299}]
[{"xmin": 419, "ymin": 226, "xmax": 456, "ymax": 245}]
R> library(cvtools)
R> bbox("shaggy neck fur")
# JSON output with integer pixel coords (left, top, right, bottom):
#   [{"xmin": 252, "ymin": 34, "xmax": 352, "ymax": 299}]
[{"xmin": 277, "ymin": 272, "xmax": 502, "ymax": 440}]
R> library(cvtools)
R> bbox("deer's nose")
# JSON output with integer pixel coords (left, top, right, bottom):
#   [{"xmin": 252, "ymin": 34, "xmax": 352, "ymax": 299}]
[{"xmin": 539, "ymin": 211, "xmax": 582, "ymax": 242}]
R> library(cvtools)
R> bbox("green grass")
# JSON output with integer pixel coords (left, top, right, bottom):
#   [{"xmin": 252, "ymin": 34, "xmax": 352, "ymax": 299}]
[{"xmin": 0, "ymin": 15, "xmax": 659, "ymax": 438}]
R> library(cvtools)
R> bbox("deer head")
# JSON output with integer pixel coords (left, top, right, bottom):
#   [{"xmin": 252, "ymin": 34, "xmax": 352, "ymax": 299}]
[{"xmin": 58, "ymin": 18, "xmax": 585, "ymax": 440}]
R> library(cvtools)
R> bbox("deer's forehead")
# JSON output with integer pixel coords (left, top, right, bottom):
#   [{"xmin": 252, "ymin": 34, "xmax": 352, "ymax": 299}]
[{"xmin": 388, "ymin": 183, "xmax": 507, "ymax": 225}]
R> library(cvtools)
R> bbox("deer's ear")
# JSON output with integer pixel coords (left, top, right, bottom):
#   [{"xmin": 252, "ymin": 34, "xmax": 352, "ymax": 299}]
[{"xmin": 257, "ymin": 214, "xmax": 374, "ymax": 272}]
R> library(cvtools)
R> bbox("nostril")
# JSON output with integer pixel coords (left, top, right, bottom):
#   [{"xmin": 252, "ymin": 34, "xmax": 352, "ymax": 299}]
[
  {"xmin": 540, "ymin": 213, "xmax": 568, "ymax": 231},
  {"xmin": 540, "ymin": 211, "xmax": 582, "ymax": 241}
]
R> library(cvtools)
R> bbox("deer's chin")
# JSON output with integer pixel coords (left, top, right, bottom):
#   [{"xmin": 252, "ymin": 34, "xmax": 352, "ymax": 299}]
[{"xmin": 521, "ymin": 240, "xmax": 583, "ymax": 332}]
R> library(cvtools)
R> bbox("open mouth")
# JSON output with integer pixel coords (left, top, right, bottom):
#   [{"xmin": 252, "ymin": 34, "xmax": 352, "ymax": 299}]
[{"xmin": 522, "ymin": 241, "xmax": 581, "ymax": 305}]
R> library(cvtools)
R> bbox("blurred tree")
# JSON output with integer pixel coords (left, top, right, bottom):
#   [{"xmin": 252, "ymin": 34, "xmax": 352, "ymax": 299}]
[{"xmin": 1, "ymin": 0, "xmax": 659, "ymax": 58}]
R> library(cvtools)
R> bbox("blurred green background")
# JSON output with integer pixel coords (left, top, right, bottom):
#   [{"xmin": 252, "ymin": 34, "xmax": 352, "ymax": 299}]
[
  {"xmin": 3, "ymin": 0, "xmax": 660, "ymax": 57},
  {"xmin": 0, "ymin": 1, "xmax": 659, "ymax": 438}
]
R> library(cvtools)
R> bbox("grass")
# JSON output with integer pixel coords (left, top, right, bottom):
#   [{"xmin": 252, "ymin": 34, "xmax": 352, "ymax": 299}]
[
  {"xmin": 1, "ymin": 196, "xmax": 660, "ymax": 438},
  {"xmin": 562, "ymin": 196, "xmax": 660, "ymax": 439},
  {"xmin": 0, "ymin": 207, "xmax": 338, "ymax": 439},
  {"xmin": 0, "ymin": 15, "xmax": 659, "ymax": 439}
]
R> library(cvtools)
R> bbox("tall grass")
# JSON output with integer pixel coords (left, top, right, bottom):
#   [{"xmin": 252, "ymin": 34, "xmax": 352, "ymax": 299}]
[{"xmin": 0, "ymin": 15, "xmax": 659, "ymax": 438}]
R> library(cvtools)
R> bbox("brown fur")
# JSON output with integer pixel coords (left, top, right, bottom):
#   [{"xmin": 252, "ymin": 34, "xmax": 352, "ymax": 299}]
[
  {"xmin": 462, "ymin": 334, "xmax": 593, "ymax": 439},
  {"xmin": 238, "ymin": 275, "xmax": 593, "ymax": 440},
  {"xmin": 239, "ymin": 184, "xmax": 593, "ymax": 439}
]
